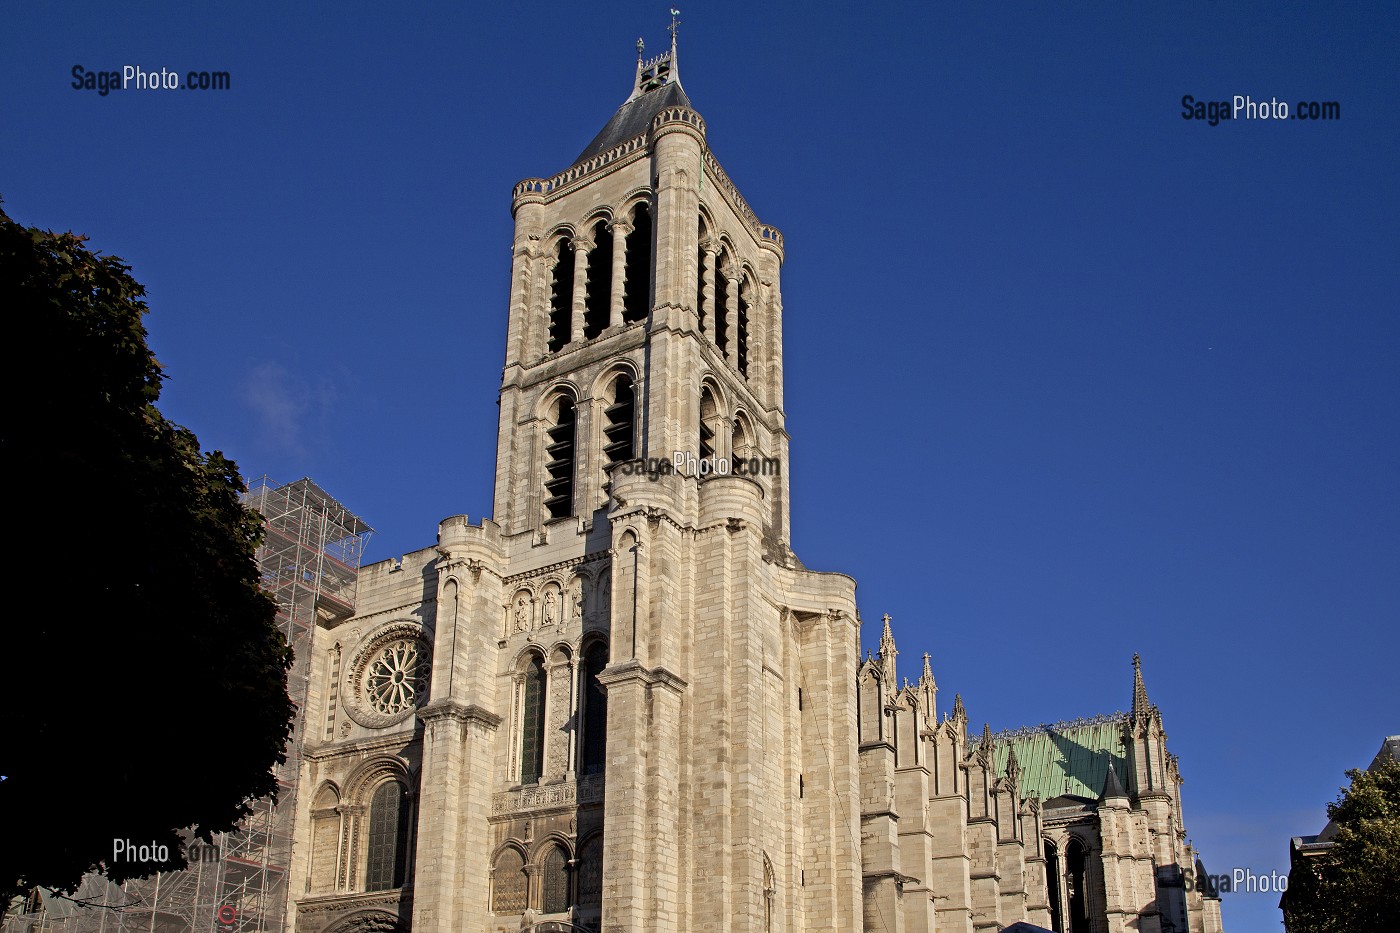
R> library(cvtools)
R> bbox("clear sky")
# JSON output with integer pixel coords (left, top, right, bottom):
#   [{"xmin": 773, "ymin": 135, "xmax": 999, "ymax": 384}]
[{"xmin": 5, "ymin": 3, "xmax": 1397, "ymax": 930}]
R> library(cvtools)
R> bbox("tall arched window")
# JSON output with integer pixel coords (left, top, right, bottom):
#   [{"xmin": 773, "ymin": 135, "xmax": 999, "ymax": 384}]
[
  {"xmin": 581, "ymin": 641, "xmax": 608, "ymax": 774},
  {"xmin": 1045, "ymin": 840, "xmax": 1064, "ymax": 932},
  {"xmin": 713, "ymin": 262, "xmax": 730, "ymax": 354},
  {"xmin": 520, "ymin": 654, "xmax": 547, "ymax": 784},
  {"xmin": 737, "ymin": 275, "xmax": 751, "ymax": 377},
  {"xmin": 1066, "ymin": 837, "xmax": 1090, "ymax": 933},
  {"xmin": 309, "ymin": 784, "xmax": 340, "ymax": 894},
  {"xmin": 547, "ymin": 239, "xmax": 574, "ymax": 353},
  {"xmin": 696, "ymin": 219, "xmax": 709, "ymax": 333},
  {"xmin": 622, "ymin": 203, "xmax": 652, "ymax": 323},
  {"xmin": 541, "ymin": 844, "xmax": 571, "ymax": 914},
  {"xmin": 365, "ymin": 780, "xmax": 411, "ymax": 891},
  {"xmin": 543, "ymin": 395, "xmax": 576, "ymax": 519},
  {"xmin": 602, "ymin": 374, "xmax": 636, "ymax": 468},
  {"xmin": 576, "ymin": 834, "xmax": 603, "ymax": 908},
  {"xmin": 491, "ymin": 848, "xmax": 528, "ymax": 913},
  {"xmin": 583, "ymin": 222, "xmax": 612, "ymax": 340}
]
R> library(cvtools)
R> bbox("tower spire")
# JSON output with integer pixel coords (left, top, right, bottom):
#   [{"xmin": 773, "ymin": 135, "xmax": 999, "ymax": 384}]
[{"xmin": 627, "ymin": 15, "xmax": 684, "ymax": 102}]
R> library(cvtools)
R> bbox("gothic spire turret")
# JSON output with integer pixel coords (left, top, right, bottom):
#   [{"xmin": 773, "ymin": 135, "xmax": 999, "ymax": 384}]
[
  {"xmin": 919, "ymin": 652, "xmax": 936, "ymax": 690},
  {"xmin": 1006, "ymin": 744, "xmax": 1021, "ymax": 782},
  {"xmin": 878, "ymin": 614, "xmax": 898, "ymax": 689},
  {"xmin": 1131, "ymin": 652, "xmax": 1155, "ymax": 722},
  {"xmin": 951, "ymin": 692, "xmax": 966, "ymax": 724}
]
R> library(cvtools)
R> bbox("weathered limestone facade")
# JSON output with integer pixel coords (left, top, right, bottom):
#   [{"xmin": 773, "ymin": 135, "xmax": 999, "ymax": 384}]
[{"xmin": 283, "ymin": 36, "xmax": 1225, "ymax": 933}]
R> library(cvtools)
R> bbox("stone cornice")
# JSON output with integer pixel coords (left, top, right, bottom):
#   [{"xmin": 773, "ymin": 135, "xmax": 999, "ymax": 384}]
[
  {"xmin": 596, "ymin": 659, "xmax": 687, "ymax": 695},
  {"xmin": 502, "ymin": 550, "xmax": 610, "ymax": 587},
  {"xmin": 303, "ymin": 730, "xmax": 419, "ymax": 762},
  {"xmin": 512, "ymin": 135, "xmax": 650, "ymax": 208},
  {"xmin": 417, "ymin": 699, "xmax": 502, "ymax": 730},
  {"xmin": 295, "ymin": 889, "xmax": 412, "ymax": 916},
  {"xmin": 326, "ymin": 601, "xmax": 436, "ymax": 633}
]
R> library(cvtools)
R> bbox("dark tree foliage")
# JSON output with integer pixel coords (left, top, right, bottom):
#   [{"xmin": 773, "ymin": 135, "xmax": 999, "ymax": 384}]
[
  {"xmin": 0, "ymin": 205, "xmax": 293, "ymax": 903},
  {"xmin": 1283, "ymin": 758, "xmax": 1400, "ymax": 932}
]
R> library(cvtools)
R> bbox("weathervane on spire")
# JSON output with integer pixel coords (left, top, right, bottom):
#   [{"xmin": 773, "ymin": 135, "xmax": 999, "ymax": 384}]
[
  {"xmin": 636, "ymin": 37, "xmax": 646, "ymax": 60},
  {"xmin": 669, "ymin": 8, "xmax": 682, "ymax": 43}
]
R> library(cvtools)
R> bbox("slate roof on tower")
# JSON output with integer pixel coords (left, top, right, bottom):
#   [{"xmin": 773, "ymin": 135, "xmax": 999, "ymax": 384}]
[{"xmin": 575, "ymin": 31, "xmax": 690, "ymax": 164}]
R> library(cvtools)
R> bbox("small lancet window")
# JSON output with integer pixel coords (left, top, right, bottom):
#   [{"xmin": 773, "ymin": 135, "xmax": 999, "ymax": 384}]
[
  {"xmin": 543, "ymin": 395, "xmax": 576, "ymax": 519},
  {"xmin": 732, "ymin": 415, "xmax": 753, "ymax": 463},
  {"xmin": 583, "ymin": 222, "xmax": 612, "ymax": 340},
  {"xmin": 623, "ymin": 203, "xmax": 652, "ymax": 323},
  {"xmin": 602, "ymin": 374, "xmax": 636, "ymax": 466},
  {"xmin": 548, "ymin": 238, "xmax": 574, "ymax": 353},
  {"xmin": 698, "ymin": 386, "xmax": 718, "ymax": 462}
]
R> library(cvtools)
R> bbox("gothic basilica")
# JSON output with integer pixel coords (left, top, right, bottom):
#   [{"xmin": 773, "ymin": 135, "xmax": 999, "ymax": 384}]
[{"xmin": 284, "ymin": 34, "xmax": 1227, "ymax": 933}]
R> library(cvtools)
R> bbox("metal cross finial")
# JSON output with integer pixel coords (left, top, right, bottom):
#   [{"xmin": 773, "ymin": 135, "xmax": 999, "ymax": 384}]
[
  {"xmin": 636, "ymin": 37, "xmax": 645, "ymax": 59},
  {"xmin": 882, "ymin": 613, "xmax": 891, "ymax": 625},
  {"xmin": 669, "ymin": 8, "xmax": 682, "ymax": 43}
]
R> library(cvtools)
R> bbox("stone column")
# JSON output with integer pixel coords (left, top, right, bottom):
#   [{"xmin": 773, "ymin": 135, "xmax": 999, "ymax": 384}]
[
  {"xmin": 609, "ymin": 221, "xmax": 631, "ymax": 328},
  {"xmin": 570, "ymin": 237, "xmax": 593, "ymax": 344}
]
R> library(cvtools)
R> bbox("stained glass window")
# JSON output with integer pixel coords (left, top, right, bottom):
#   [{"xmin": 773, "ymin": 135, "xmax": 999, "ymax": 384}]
[
  {"xmin": 582, "ymin": 643, "xmax": 608, "ymax": 775},
  {"xmin": 491, "ymin": 848, "xmax": 527, "ymax": 913},
  {"xmin": 365, "ymin": 781, "xmax": 410, "ymax": 891},
  {"xmin": 520, "ymin": 655, "xmax": 547, "ymax": 784},
  {"xmin": 577, "ymin": 835, "xmax": 603, "ymax": 907},
  {"xmin": 541, "ymin": 845, "xmax": 570, "ymax": 914}
]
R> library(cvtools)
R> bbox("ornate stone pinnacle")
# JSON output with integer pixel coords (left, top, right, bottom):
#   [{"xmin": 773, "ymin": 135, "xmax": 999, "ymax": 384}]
[{"xmin": 1132, "ymin": 652, "xmax": 1153, "ymax": 721}]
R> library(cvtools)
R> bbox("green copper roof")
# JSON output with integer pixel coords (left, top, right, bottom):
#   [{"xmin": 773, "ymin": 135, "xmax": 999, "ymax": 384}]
[{"xmin": 992, "ymin": 714, "xmax": 1130, "ymax": 803}]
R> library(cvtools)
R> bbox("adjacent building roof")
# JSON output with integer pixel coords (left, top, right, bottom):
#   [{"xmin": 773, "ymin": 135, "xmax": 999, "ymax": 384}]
[{"xmin": 992, "ymin": 713, "xmax": 1130, "ymax": 803}]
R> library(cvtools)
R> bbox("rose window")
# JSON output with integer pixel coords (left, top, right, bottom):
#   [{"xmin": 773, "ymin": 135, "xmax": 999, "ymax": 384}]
[{"xmin": 364, "ymin": 640, "xmax": 427, "ymax": 716}]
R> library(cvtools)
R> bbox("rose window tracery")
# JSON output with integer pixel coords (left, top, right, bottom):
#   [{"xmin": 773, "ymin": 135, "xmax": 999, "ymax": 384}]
[
  {"xmin": 364, "ymin": 640, "xmax": 427, "ymax": 716},
  {"xmin": 344, "ymin": 622, "xmax": 432, "ymax": 728}
]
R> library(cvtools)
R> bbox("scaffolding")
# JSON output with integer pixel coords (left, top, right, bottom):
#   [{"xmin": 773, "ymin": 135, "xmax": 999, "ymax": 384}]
[{"xmin": 4, "ymin": 477, "xmax": 373, "ymax": 933}]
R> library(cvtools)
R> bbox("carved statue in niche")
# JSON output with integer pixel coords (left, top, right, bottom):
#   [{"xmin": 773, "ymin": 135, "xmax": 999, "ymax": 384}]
[
  {"xmin": 513, "ymin": 594, "xmax": 530, "ymax": 633},
  {"xmin": 592, "ymin": 569, "xmax": 611, "ymax": 623},
  {"xmin": 568, "ymin": 577, "xmax": 584, "ymax": 627},
  {"xmin": 543, "ymin": 589, "xmax": 557, "ymax": 625}
]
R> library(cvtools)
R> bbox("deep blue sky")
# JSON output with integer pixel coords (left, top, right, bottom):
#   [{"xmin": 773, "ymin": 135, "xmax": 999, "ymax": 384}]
[{"xmin": 5, "ymin": 3, "xmax": 1396, "ymax": 929}]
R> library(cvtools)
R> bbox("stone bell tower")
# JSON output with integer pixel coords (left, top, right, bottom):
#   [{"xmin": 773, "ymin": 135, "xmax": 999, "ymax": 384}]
[{"xmin": 484, "ymin": 24, "xmax": 866, "ymax": 933}]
